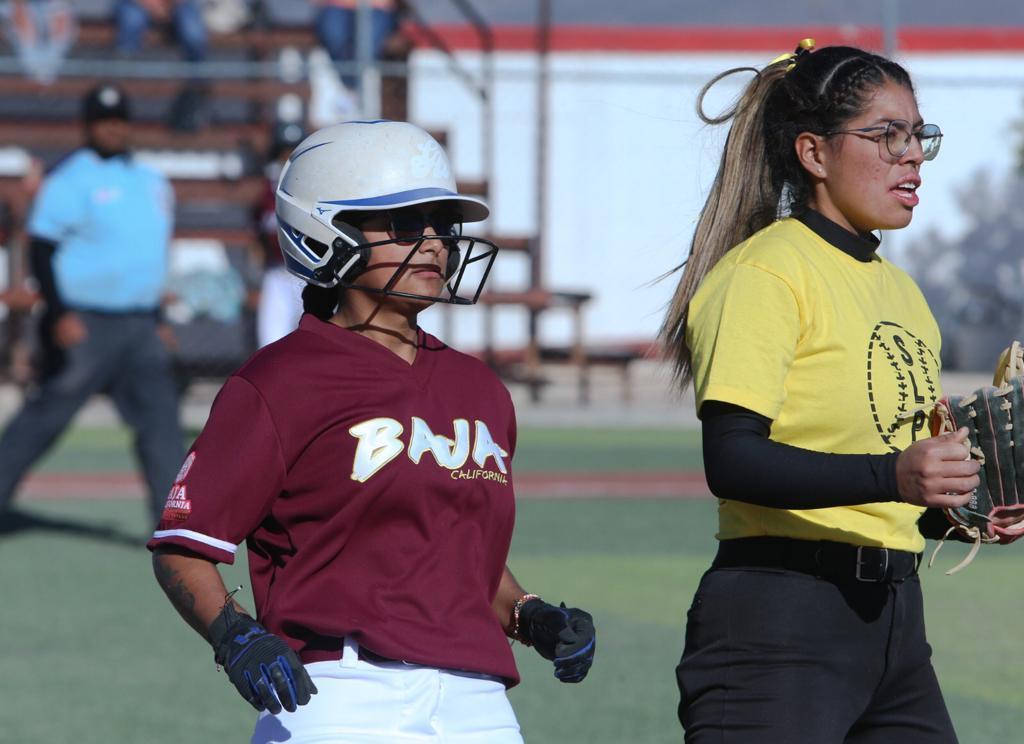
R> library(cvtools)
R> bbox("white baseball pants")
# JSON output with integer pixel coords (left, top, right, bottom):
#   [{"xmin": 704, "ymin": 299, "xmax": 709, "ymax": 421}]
[{"xmin": 250, "ymin": 638, "xmax": 524, "ymax": 743}]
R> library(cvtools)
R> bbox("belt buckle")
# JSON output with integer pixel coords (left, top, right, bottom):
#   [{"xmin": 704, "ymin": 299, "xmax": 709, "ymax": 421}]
[{"xmin": 855, "ymin": 546, "xmax": 889, "ymax": 582}]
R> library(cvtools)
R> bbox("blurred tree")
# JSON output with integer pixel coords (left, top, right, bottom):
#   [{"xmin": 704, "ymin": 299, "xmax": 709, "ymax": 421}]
[{"xmin": 903, "ymin": 170, "xmax": 1024, "ymax": 370}]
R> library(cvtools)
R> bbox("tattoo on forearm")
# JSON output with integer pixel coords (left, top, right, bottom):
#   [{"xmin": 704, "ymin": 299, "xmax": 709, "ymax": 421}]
[{"xmin": 153, "ymin": 557, "xmax": 197, "ymax": 615}]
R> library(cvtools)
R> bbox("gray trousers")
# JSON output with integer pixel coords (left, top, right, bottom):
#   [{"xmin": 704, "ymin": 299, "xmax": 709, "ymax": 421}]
[{"xmin": 0, "ymin": 311, "xmax": 185, "ymax": 526}]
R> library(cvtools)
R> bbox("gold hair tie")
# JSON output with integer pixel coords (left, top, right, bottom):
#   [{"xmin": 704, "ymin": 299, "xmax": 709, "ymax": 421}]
[{"xmin": 769, "ymin": 38, "xmax": 816, "ymax": 71}]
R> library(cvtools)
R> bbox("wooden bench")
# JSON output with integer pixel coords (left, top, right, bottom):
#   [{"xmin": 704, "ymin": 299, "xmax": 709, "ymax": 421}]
[
  {"xmin": 0, "ymin": 77, "xmax": 309, "ymax": 105},
  {"xmin": 0, "ymin": 119, "xmax": 269, "ymax": 151},
  {"xmin": 477, "ymin": 289, "xmax": 591, "ymax": 403},
  {"xmin": 75, "ymin": 20, "xmax": 321, "ymax": 56},
  {"xmin": 538, "ymin": 342, "xmax": 655, "ymax": 404},
  {"xmin": 478, "ymin": 333, "xmax": 653, "ymax": 404}
]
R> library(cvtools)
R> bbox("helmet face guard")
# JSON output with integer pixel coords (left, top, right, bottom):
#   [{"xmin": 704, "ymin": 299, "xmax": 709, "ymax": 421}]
[{"xmin": 325, "ymin": 233, "xmax": 499, "ymax": 305}]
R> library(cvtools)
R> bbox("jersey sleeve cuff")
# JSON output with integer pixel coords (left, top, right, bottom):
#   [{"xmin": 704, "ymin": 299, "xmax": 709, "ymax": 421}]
[
  {"xmin": 699, "ymin": 383, "xmax": 783, "ymax": 421},
  {"xmin": 147, "ymin": 528, "xmax": 238, "ymax": 563}
]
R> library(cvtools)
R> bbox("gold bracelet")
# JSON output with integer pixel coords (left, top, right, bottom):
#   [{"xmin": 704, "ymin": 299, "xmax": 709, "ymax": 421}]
[{"xmin": 510, "ymin": 593, "xmax": 542, "ymax": 645}]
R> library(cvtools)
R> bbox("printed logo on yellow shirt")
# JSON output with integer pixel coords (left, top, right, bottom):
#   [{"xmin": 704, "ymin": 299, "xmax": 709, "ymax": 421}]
[{"xmin": 867, "ymin": 321, "xmax": 939, "ymax": 451}]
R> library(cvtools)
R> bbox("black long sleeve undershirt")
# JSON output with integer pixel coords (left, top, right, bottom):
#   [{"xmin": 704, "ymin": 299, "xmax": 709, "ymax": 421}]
[
  {"xmin": 700, "ymin": 400, "xmax": 902, "ymax": 509},
  {"xmin": 701, "ymin": 401, "xmax": 966, "ymax": 542},
  {"xmin": 28, "ymin": 236, "xmax": 65, "ymax": 317}
]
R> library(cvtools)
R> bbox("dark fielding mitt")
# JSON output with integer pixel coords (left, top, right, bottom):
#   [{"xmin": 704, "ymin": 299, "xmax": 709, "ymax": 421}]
[{"xmin": 930, "ymin": 341, "xmax": 1024, "ymax": 552}]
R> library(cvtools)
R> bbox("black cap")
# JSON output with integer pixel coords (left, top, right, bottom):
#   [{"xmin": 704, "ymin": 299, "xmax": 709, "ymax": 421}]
[{"xmin": 82, "ymin": 84, "xmax": 131, "ymax": 124}]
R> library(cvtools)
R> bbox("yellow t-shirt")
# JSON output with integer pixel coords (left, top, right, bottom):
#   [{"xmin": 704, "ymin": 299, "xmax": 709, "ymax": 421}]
[{"xmin": 686, "ymin": 215, "xmax": 941, "ymax": 552}]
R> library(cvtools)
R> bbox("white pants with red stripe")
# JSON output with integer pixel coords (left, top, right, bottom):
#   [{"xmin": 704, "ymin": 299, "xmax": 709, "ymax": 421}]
[{"xmin": 250, "ymin": 638, "xmax": 524, "ymax": 743}]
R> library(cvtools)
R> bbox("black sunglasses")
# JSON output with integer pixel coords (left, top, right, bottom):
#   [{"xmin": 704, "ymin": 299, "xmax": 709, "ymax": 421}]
[{"xmin": 388, "ymin": 210, "xmax": 462, "ymax": 243}]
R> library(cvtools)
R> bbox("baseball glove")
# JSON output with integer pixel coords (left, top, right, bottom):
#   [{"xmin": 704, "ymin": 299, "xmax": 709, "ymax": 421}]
[{"xmin": 928, "ymin": 341, "xmax": 1024, "ymax": 571}]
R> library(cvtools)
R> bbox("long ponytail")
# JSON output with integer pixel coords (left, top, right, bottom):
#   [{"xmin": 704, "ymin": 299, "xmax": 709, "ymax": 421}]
[{"xmin": 660, "ymin": 63, "xmax": 789, "ymax": 389}]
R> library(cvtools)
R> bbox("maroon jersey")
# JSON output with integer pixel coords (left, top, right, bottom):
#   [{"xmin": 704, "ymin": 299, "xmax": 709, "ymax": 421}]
[{"xmin": 147, "ymin": 315, "xmax": 519, "ymax": 683}]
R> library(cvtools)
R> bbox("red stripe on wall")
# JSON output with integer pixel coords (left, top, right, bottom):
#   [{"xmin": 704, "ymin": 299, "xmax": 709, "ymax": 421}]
[
  {"xmin": 899, "ymin": 28, "xmax": 1024, "ymax": 51},
  {"xmin": 404, "ymin": 24, "xmax": 1024, "ymax": 53}
]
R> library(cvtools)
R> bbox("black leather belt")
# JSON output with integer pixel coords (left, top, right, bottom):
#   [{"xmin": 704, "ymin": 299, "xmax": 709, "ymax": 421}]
[{"xmin": 713, "ymin": 536, "xmax": 920, "ymax": 583}]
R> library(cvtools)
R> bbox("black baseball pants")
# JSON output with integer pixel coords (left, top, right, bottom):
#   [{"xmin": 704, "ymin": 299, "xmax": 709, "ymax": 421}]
[
  {"xmin": 0, "ymin": 311, "xmax": 184, "ymax": 527},
  {"xmin": 677, "ymin": 547, "xmax": 957, "ymax": 743}
]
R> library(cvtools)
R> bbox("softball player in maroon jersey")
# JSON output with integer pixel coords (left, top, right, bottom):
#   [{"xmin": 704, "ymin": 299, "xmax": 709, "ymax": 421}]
[{"xmin": 147, "ymin": 121, "xmax": 596, "ymax": 743}]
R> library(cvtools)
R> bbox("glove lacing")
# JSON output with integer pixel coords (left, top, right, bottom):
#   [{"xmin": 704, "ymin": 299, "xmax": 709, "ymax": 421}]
[{"xmin": 927, "ymin": 524, "xmax": 997, "ymax": 575}]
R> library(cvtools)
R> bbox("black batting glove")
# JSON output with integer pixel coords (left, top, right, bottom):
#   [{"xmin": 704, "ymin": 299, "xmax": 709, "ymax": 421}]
[
  {"xmin": 517, "ymin": 598, "xmax": 596, "ymax": 683},
  {"xmin": 208, "ymin": 603, "xmax": 317, "ymax": 714}
]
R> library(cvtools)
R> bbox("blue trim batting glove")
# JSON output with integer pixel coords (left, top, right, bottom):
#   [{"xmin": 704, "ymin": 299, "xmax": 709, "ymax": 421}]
[
  {"xmin": 208, "ymin": 603, "xmax": 317, "ymax": 714},
  {"xmin": 518, "ymin": 599, "xmax": 596, "ymax": 683}
]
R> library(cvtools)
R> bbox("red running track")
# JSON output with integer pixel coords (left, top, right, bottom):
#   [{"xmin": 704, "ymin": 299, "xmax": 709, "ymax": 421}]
[{"xmin": 21, "ymin": 471, "xmax": 711, "ymax": 500}]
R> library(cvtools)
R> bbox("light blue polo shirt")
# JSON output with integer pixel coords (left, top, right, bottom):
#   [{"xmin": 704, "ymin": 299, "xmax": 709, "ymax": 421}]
[{"xmin": 28, "ymin": 149, "xmax": 174, "ymax": 311}]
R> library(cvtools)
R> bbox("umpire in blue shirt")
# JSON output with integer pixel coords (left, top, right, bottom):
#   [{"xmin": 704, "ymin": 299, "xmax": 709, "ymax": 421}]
[{"xmin": 0, "ymin": 83, "xmax": 185, "ymax": 528}]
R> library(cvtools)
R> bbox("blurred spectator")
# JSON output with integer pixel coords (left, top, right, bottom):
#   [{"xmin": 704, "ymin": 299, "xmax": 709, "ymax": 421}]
[
  {"xmin": 0, "ymin": 0, "xmax": 77, "ymax": 83},
  {"xmin": 113, "ymin": 1, "xmax": 211, "ymax": 130},
  {"xmin": 307, "ymin": 45, "xmax": 359, "ymax": 125},
  {"xmin": 0, "ymin": 84, "xmax": 185, "ymax": 529},
  {"xmin": 0, "ymin": 195, "xmax": 40, "ymax": 323},
  {"xmin": 201, "ymin": 0, "xmax": 250, "ymax": 34},
  {"xmin": 314, "ymin": 0, "xmax": 398, "ymax": 89},
  {"xmin": 0, "ymin": 157, "xmax": 43, "ymax": 384},
  {"xmin": 255, "ymin": 120, "xmax": 305, "ymax": 346},
  {"xmin": 114, "ymin": 0, "xmax": 207, "ymax": 62}
]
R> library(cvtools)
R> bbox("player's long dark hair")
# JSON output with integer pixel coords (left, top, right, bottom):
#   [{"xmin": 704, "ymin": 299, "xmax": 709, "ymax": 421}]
[
  {"xmin": 660, "ymin": 45, "xmax": 914, "ymax": 391},
  {"xmin": 302, "ymin": 284, "xmax": 344, "ymax": 320}
]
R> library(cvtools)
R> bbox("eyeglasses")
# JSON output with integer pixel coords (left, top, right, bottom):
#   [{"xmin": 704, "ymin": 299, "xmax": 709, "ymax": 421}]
[{"xmin": 824, "ymin": 119, "xmax": 943, "ymax": 161}]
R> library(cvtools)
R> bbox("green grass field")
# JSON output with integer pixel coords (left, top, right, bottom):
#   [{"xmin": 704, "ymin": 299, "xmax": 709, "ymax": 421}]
[
  {"xmin": 1, "ymin": 426, "xmax": 1021, "ymax": 743},
  {"xmin": 27, "ymin": 425, "xmax": 705, "ymax": 474}
]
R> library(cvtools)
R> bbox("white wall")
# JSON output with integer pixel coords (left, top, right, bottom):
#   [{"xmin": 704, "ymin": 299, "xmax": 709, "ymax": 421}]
[{"xmin": 408, "ymin": 49, "xmax": 1024, "ymax": 350}]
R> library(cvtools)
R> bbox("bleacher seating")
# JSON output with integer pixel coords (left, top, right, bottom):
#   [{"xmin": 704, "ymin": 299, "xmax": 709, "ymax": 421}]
[{"xmin": 0, "ymin": 1, "xmax": 647, "ymax": 400}]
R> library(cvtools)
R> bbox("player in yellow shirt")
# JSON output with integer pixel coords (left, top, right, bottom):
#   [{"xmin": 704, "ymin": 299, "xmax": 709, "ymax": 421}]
[{"xmin": 662, "ymin": 42, "xmax": 977, "ymax": 742}]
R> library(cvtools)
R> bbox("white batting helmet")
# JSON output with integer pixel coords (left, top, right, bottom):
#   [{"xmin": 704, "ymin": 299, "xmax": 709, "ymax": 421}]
[{"xmin": 275, "ymin": 120, "xmax": 495, "ymax": 301}]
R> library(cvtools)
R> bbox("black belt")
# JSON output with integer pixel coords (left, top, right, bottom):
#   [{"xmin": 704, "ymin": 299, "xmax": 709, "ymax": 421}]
[{"xmin": 713, "ymin": 536, "xmax": 920, "ymax": 583}]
